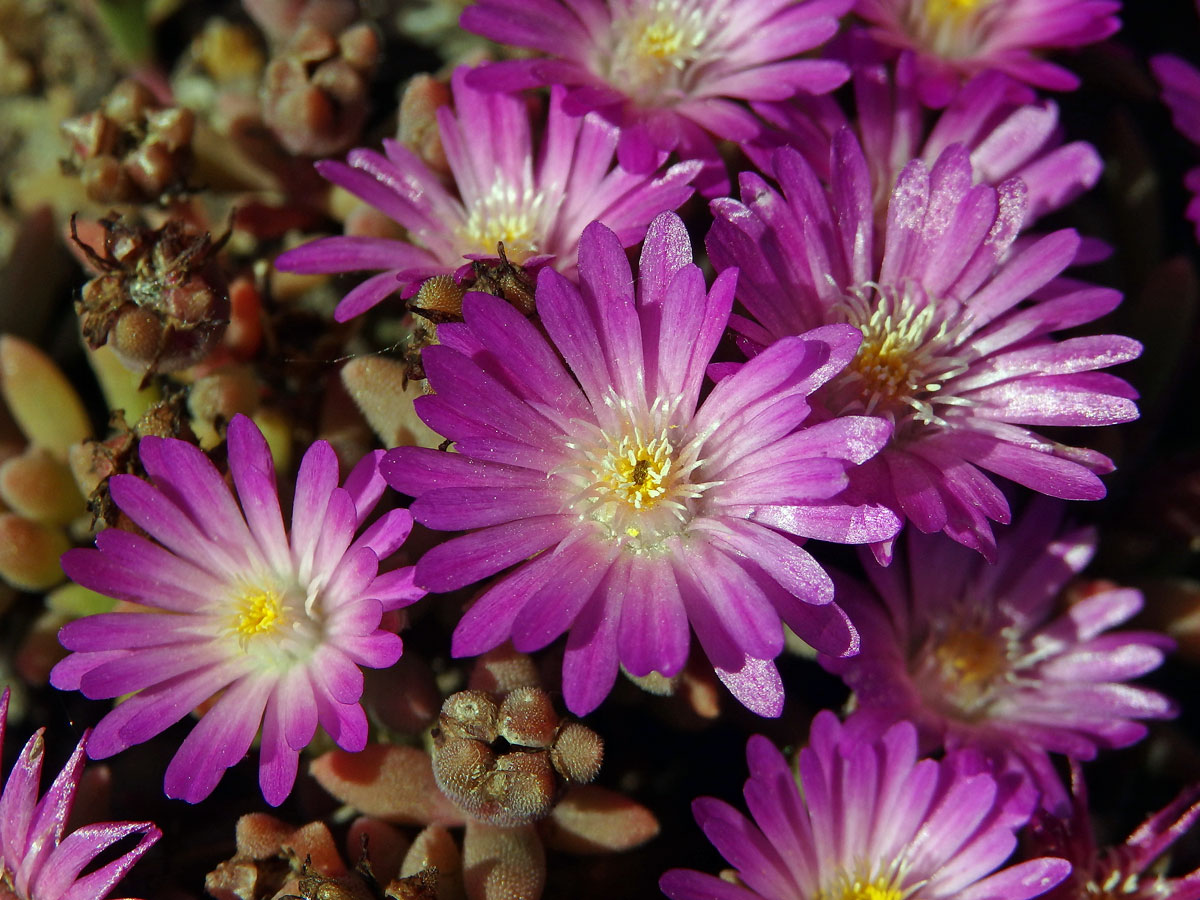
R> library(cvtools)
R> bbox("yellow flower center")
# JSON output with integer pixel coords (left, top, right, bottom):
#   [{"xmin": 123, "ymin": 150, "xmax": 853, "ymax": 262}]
[
  {"xmin": 918, "ymin": 627, "xmax": 1011, "ymax": 719},
  {"xmin": 817, "ymin": 870, "xmax": 910, "ymax": 900},
  {"xmin": 607, "ymin": 1, "xmax": 707, "ymax": 103},
  {"xmin": 924, "ymin": 0, "xmax": 985, "ymax": 26},
  {"xmin": 908, "ymin": 0, "xmax": 998, "ymax": 59},
  {"xmin": 233, "ymin": 587, "xmax": 285, "ymax": 643},
  {"xmin": 559, "ymin": 395, "xmax": 713, "ymax": 553},
  {"xmin": 827, "ymin": 282, "xmax": 970, "ymax": 431},
  {"xmin": 637, "ymin": 19, "xmax": 686, "ymax": 60},
  {"xmin": 460, "ymin": 182, "xmax": 542, "ymax": 262},
  {"xmin": 602, "ymin": 432, "xmax": 674, "ymax": 511}
]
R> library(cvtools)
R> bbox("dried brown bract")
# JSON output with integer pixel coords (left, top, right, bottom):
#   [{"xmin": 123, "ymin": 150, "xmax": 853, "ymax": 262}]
[
  {"xmin": 71, "ymin": 214, "xmax": 230, "ymax": 383},
  {"xmin": 61, "ymin": 79, "xmax": 196, "ymax": 204},
  {"xmin": 69, "ymin": 393, "xmax": 195, "ymax": 528},
  {"xmin": 431, "ymin": 686, "xmax": 603, "ymax": 828}
]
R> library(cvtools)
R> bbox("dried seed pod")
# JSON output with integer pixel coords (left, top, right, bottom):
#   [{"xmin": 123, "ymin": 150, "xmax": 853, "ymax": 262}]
[
  {"xmin": 61, "ymin": 79, "xmax": 195, "ymax": 203},
  {"xmin": 72, "ymin": 215, "xmax": 230, "ymax": 381},
  {"xmin": 261, "ymin": 22, "xmax": 378, "ymax": 157},
  {"xmin": 550, "ymin": 722, "xmax": 603, "ymax": 785}
]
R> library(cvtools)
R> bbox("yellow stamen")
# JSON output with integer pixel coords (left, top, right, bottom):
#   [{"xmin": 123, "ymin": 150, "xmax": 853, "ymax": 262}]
[
  {"xmin": 924, "ymin": 0, "xmax": 985, "ymax": 25},
  {"xmin": 233, "ymin": 588, "xmax": 284, "ymax": 642}
]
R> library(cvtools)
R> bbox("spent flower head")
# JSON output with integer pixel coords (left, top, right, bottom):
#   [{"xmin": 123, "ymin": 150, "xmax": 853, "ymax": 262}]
[
  {"xmin": 50, "ymin": 415, "xmax": 425, "ymax": 805},
  {"xmin": 384, "ymin": 212, "xmax": 900, "ymax": 717}
]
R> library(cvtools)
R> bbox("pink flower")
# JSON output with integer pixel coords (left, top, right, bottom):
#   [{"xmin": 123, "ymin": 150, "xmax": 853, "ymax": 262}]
[
  {"xmin": 274, "ymin": 65, "xmax": 699, "ymax": 321},
  {"xmin": 0, "ymin": 689, "xmax": 160, "ymax": 900},
  {"xmin": 661, "ymin": 711, "xmax": 1070, "ymax": 900},
  {"xmin": 853, "ymin": 0, "xmax": 1121, "ymax": 107},
  {"xmin": 384, "ymin": 212, "xmax": 899, "ymax": 717},
  {"xmin": 50, "ymin": 415, "xmax": 425, "ymax": 805},
  {"xmin": 1152, "ymin": 54, "xmax": 1200, "ymax": 245},
  {"xmin": 459, "ymin": 0, "xmax": 853, "ymax": 194},
  {"xmin": 708, "ymin": 132, "xmax": 1141, "ymax": 558},
  {"xmin": 751, "ymin": 42, "xmax": 1103, "ymax": 227},
  {"xmin": 822, "ymin": 502, "xmax": 1176, "ymax": 813},
  {"xmin": 1034, "ymin": 762, "xmax": 1200, "ymax": 900}
]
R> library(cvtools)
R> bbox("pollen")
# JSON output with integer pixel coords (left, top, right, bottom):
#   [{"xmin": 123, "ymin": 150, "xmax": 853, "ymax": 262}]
[
  {"xmin": 829, "ymin": 282, "xmax": 970, "ymax": 429},
  {"xmin": 232, "ymin": 587, "xmax": 285, "ymax": 642},
  {"xmin": 636, "ymin": 20, "xmax": 685, "ymax": 60},
  {"xmin": 603, "ymin": 431, "xmax": 673, "ymax": 510}
]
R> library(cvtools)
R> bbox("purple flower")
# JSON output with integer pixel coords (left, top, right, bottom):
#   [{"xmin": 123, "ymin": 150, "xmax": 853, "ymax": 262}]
[
  {"xmin": 458, "ymin": 0, "xmax": 853, "ymax": 194},
  {"xmin": 708, "ymin": 132, "xmax": 1141, "ymax": 558},
  {"xmin": 274, "ymin": 65, "xmax": 699, "ymax": 321},
  {"xmin": 751, "ymin": 43, "xmax": 1103, "ymax": 227},
  {"xmin": 383, "ymin": 212, "xmax": 900, "ymax": 717},
  {"xmin": 1152, "ymin": 54, "xmax": 1200, "ymax": 245},
  {"xmin": 49, "ymin": 415, "xmax": 425, "ymax": 805},
  {"xmin": 821, "ymin": 501, "xmax": 1176, "ymax": 814},
  {"xmin": 1033, "ymin": 762, "xmax": 1200, "ymax": 900},
  {"xmin": 660, "ymin": 711, "xmax": 1071, "ymax": 900},
  {"xmin": 853, "ymin": 0, "xmax": 1122, "ymax": 107},
  {"xmin": 0, "ymin": 689, "xmax": 160, "ymax": 900}
]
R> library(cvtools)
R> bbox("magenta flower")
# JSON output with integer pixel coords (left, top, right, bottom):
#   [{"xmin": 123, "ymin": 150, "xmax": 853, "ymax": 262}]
[
  {"xmin": 853, "ymin": 0, "xmax": 1121, "ymax": 107},
  {"xmin": 822, "ymin": 502, "xmax": 1176, "ymax": 814},
  {"xmin": 458, "ymin": 0, "xmax": 853, "ymax": 193},
  {"xmin": 0, "ymin": 689, "xmax": 160, "ymax": 900},
  {"xmin": 708, "ymin": 132, "xmax": 1141, "ymax": 557},
  {"xmin": 273, "ymin": 65, "xmax": 699, "ymax": 322},
  {"xmin": 1152, "ymin": 54, "xmax": 1200, "ymax": 245},
  {"xmin": 383, "ymin": 212, "xmax": 900, "ymax": 717},
  {"xmin": 49, "ymin": 415, "xmax": 425, "ymax": 805},
  {"xmin": 752, "ymin": 44, "xmax": 1103, "ymax": 227},
  {"xmin": 660, "ymin": 711, "xmax": 1070, "ymax": 900},
  {"xmin": 1033, "ymin": 762, "xmax": 1200, "ymax": 900}
]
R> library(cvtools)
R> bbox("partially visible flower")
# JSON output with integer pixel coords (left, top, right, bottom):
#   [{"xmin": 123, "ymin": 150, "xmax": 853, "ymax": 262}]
[
  {"xmin": 822, "ymin": 502, "xmax": 1176, "ymax": 813},
  {"xmin": 384, "ymin": 212, "xmax": 899, "ymax": 717},
  {"xmin": 853, "ymin": 0, "xmax": 1122, "ymax": 107},
  {"xmin": 660, "ymin": 711, "xmax": 1070, "ymax": 900},
  {"xmin": 50, "ymin": 414, "xmax": 425, "ymax": 805},
  {"xmin": 0, "ymin": 689, "xmax": 160, "ymax": 900},
  {"xmin": 1033, "ymin": 762, "xmax": 1200, "ymax": 900},
  {"xmin": 752, "ymin": 43, "xmax": 1103, "ymax": 227},
  {"xmin": 458, "ymin": 0, "xmax": 853, "ymax": 194},
  {"xmin": 708, "ymin": 133, "xmax": 1141, "ymax": 557},
  {"xmin": 1152, "ymin": 54, "xmax": 1200, "ymax": 245},
  {"xmin": 274, "ymin": 65, "xmax": 699, "ymax": 321}
]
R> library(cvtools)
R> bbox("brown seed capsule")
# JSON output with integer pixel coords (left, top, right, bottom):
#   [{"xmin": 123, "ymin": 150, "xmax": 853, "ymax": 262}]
[
  {"xmin": 437, "ymin": 690, "xmax": 499, "ymax": 743},
  {"xmin": 72, "ymin": 215, "xmax": 230, "ymax": 381},
  {"xmin": 550, "ymin": 721, "xmax": 604, "ymax": 785},
  {"xmin": 496, "ymin": 686, "xmax": 558, "ymax": 749},
  {"xmin": 62, "ymin": 79, "xmax": 196, "ymax": 203},
  {"xmin": 409, "ymin": 274, "xmax": 466, "ymax": 325}
]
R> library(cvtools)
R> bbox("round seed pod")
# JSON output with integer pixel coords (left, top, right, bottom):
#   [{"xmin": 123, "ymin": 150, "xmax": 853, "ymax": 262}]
[{"xmin": 437, "ymin": 689, "xmax": 498, "ymax": 743}]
